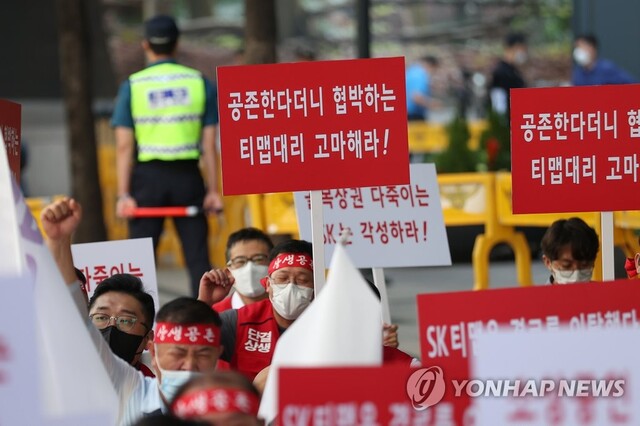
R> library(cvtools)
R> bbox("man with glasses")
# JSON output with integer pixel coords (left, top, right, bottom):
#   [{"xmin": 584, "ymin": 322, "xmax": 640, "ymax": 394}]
[
  {"xmin": 198, "ymin": 227, "xmax": 273, "ymax": 312},
  {"xmin": 88, "ymin": 274, "xmax": 156, "ymax": 377},
  {"xmin": 199, "ymin": 239, "xmax": 314, "ymax": 380},
  {"xmin": 541, "ymin": 217, "xmax": 599, "ymax": 284},
  {"xmin": 42, "ymin": 197, "xmax": 224, "ymax": 425}
]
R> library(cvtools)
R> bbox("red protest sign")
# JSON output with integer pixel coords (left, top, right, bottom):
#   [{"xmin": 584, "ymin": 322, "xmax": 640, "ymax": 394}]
[
  {"xmin": 511, "ymin": 84, "xmax": 640, "ymax": 214},
  {"xmin": 278, "ymin": 365, "xmax": 453, "ymax": 425},
  {"xmin": 217, "ymin": 57, "xmax": 410, "ymax": 195},
  {"xmin": 0, "ymin": 99, "xmax": 21, "ymax": 184},
  {"xmin": 417, "ymin": 280, "xmax": 640, "ymax": 425}
]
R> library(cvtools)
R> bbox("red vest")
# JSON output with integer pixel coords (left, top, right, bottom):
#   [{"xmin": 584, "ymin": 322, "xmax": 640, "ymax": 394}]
[
  {"xmin": 212, "ymin": 297, "xmax": 234, "ymax": 371},
  {"xmin": 231, "ymin": 299, "xmax": 280, "ymax": 381},
  {"xmin": 382, "ymin": 346, "xmax": 416, "ymax": 366},
  {"xmin": 212, "ymin": 296, "xmax": 233, "ymax": 312}
]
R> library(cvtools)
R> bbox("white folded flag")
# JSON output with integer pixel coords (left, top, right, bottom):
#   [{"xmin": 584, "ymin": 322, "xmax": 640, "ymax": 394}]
[
  {"xmin": 258, "ymin": 243, "xmax": 383, "ymax": 423},
  {"xmin": 0, "ymin": 143, "xmax": 118, "ymax": 422}
]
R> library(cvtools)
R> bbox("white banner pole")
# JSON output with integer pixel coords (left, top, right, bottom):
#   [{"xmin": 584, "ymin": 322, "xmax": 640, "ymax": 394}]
[
  {"xmin": 372, "ymin": 267, "xmax": 391, "ymax": 324},
  {"xmin": 310, "ymin": 190, "xmax": 326, "ymax": 294},
  {"xmin": 601, "ymin": 211, "xmax": 615, "ymax": 281}
]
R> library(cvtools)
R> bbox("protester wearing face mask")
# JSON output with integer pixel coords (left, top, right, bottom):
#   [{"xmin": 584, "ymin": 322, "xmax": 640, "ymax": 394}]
[
  {"xmin": 198, "ymin": 228, "xmax": 273, "ymax": 312},
  {"xmin": 488, "ymin": 32, "xmax": 527, "ymax": 117},
  {"xmin": 572, "ymin": 34, "xmax": 636, "ymax": 86},
  {"xmin": 541, "ymin": 218, "xmax": 599, "ymax": 285},
  {"xmin": 41, "ymin": 198, "xmax": 224, "ymax": 425},
  {"xmin": 88, "ymin": 274, "xmax": 156, "ymax": 377},
  {"xmin": 204, "ymin": 240, "xmax": 314, "ymax": 381}
]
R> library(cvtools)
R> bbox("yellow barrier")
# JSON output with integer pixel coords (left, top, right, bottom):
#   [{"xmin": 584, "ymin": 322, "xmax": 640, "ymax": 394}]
[
  {"xmin": 246, "ymin": 193, "xmax": 300, "ymax": 238},
  {"xmin": 407, "ymin": 120, "xmax": 487, "ymax": 153},
  {"xmin": 495, "ymin": 172, "xmax": 640, "ymax": 281},
  {"xmin": 439, "ymin": 173, "xmax": 532, "ymax": 289},
  {"xmin": 25, "ymin": 196, "xmax": 56, "ymax": 235}
]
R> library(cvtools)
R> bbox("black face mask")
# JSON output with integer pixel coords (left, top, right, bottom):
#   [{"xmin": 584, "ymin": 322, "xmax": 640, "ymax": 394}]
[{"xmin": 100, "ymin": 326, "xmax": 146, "ymax": 364}]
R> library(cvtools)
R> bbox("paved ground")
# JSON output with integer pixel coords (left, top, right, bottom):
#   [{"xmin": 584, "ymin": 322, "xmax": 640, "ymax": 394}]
[{"xmin": 156, "ymin": 259, "xmax": 552, "ymax": 359}]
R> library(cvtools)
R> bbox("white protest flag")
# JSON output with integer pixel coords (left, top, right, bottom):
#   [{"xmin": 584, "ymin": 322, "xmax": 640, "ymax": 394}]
[
  {"xmin": 0, "ymin": 146, "xmax": 118, "ymax": 421},
  {"xmin": 0, "ymin": 276, "xmax": 41, "ymax": 425},
  {"xmin": 258, "ymin": 243, "xmax": 383, "ymax": 423},
  {"xmin": 0, "ymin": 131, "xmax": 21, "ymax": 275}
]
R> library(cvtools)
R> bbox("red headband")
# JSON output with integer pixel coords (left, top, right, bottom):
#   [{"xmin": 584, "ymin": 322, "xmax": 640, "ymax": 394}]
[
  {"xmin": 625, "ymin": 257, "xmax": 638, "ymax": 278},
  {"xmin": 268, "ymin": 253, "xmax": 313, "ymax": 276},
  {"xmin": 154, "ymin": 322, "xmax": 221, "ymax": 347},
  {"xmin": 172, "ymin": 388, "xmax": 260, "ymax": 418}
]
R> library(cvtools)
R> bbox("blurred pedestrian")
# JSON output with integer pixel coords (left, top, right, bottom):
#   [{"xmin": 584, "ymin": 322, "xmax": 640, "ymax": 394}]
[
  {"xmin": 572, "ymin": 34, "xmax": 636, "ymax": 86},
  {"xmin": 488, "ymin": 32, "xmax": 527, "ymax": 118}
]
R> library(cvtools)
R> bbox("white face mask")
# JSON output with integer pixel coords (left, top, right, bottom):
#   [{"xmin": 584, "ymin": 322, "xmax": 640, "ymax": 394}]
[
  {"xmin": 270, "ymin": 283, "xmax": 314, "ymax": 320},
  {"xmin": 231, "ymin": 262, "xmax": 267, "ymax": 298},
  {"xmin": 155, "ymin": 351, "xmax": 203, "ymax": 402},
  {"xmin": 514, "ymin": 50, "xmax": 527, "ymax": 65},
  {"xmin": 573, "ymin": 47, "xmax": 591, "ymax": 66},
  {"xmin": 552, "ymin": 267, "xmax": 593, "ymax": 284}
]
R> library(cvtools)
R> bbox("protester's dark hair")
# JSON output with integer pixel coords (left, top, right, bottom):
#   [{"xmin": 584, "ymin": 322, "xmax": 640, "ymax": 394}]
[
  {"xmin": 133, "ymin": 414, "xmax": 208, "ymax": 426},
  {"xmin": 269, "ymin": 239, "xmax": 313, "ymax": 261},
  {"xmin": 88, "ymin": 274, "xmax": 155, "ymax": 327},
  {"xmin": 421, "ymin": 55, "xmax": 439, "ymax": 67},
  {"xmin": 172, "ymin": 371, "xmax": 261, "ymax": 409},
  {"xmin": 505, "ymin": 32, "xmax": 527, "ymax": 47},
  {"xmin": 156, "ymin": 298, "xmax": 221, "ymax": 327},
  {"xmin": 225, "ymin": 227, "xmax": 274, "ymax": 261},
  {"xmin": 541, "ymin": 218, "xmax": 599, "ymax": 262},
  {"xmin": 576, "ymin": 33, "xmax": 598, "ymax": 49}
]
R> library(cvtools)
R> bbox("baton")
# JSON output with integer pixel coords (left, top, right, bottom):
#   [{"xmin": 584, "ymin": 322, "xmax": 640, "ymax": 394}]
[{"xmin": 130, "ymin": 206, "xmax": 212, "ymax": 218}]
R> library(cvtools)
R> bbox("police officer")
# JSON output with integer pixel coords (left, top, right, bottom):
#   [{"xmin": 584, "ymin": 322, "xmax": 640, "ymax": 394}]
[{"xmin": 112, "ymin": 15, "xmax": 222, "ymax": 296}]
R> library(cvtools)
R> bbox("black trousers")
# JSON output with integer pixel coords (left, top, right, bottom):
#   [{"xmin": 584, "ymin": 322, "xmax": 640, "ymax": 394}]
[{"xmin": 129, "ymin": 160, "xmax": 210, "ymax": 296}]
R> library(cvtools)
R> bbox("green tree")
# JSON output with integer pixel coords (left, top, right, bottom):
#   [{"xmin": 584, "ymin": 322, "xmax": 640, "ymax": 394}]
[{"xmin": 435, "ymin": 115, "xmax": 478, "ymax": 173}]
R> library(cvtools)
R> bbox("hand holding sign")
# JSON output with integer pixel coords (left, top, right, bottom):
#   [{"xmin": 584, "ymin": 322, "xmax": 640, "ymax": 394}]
[
  {"xmin": 198, "ymin": 268, "xmax": 234, "ymax": 306},
  {"xmin": 383, "ymin": 323, "xmax": 399, "ymax": 349}
]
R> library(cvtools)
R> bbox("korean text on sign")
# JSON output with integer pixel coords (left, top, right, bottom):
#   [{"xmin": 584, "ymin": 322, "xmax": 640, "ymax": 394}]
[
  {"xmin": 417, "ymin": 279, "xmax": 640, "ymax": 425},
  {"xmin": 218, "ymin": 57, "xmax": 410, "ymax": 195},
  {"xmin": 511, "ymin": 84, "xmax": 640, "ymax": 213},
  {"xmin": 294, "ymin": 164, "xmax": 451, "ymax": 268}
]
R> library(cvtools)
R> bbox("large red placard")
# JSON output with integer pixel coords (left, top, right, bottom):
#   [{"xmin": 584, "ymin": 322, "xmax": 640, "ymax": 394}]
[
  {"xmin": 0, "ymin": 99, "xmax": 21, "ymax": 184},
  {"xmin": 279, "ymin": 365, "xmax": 435, "ymax": 426},
  {"xmin": 417, "ymin": 280, "xmax": 640, "ymax": 424},
  {"xmin": 217, "ymin": 57, "xmax": 410, "ymax": 195},
  {"xmin": 511, "ymin": 84, "xmax": 640, "ymax": 213}
]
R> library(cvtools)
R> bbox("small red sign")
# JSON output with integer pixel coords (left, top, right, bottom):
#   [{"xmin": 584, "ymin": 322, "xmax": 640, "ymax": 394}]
[
  {"xmin": 0, "ymin": 99, "xmax": 21, "ymax": 184},
  {"xmin": 417, "ymin": 280, "xmax": 640, "ymax": 424},
  {"xmin": 278, "ymin": 365, "xmax": 439, "ymax": 426},
  {"xmin": 511, "ymin": 84, "xmax": 640, "ymax": 213},
  {"xmin": 217, "ymin": 57, "xmax": 410, "ymax": 195}
]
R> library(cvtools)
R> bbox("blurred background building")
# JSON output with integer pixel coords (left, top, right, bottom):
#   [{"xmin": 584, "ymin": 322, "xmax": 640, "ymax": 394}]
[{"xmin": 1, "ymin": 0, "xmax": 637, "ymax": 197}]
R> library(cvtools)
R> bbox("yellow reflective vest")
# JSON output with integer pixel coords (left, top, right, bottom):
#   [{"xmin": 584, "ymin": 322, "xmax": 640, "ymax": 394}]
[{"xmin": 130, "ymin": 62, "xmax": 205, "ymax": 162}]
